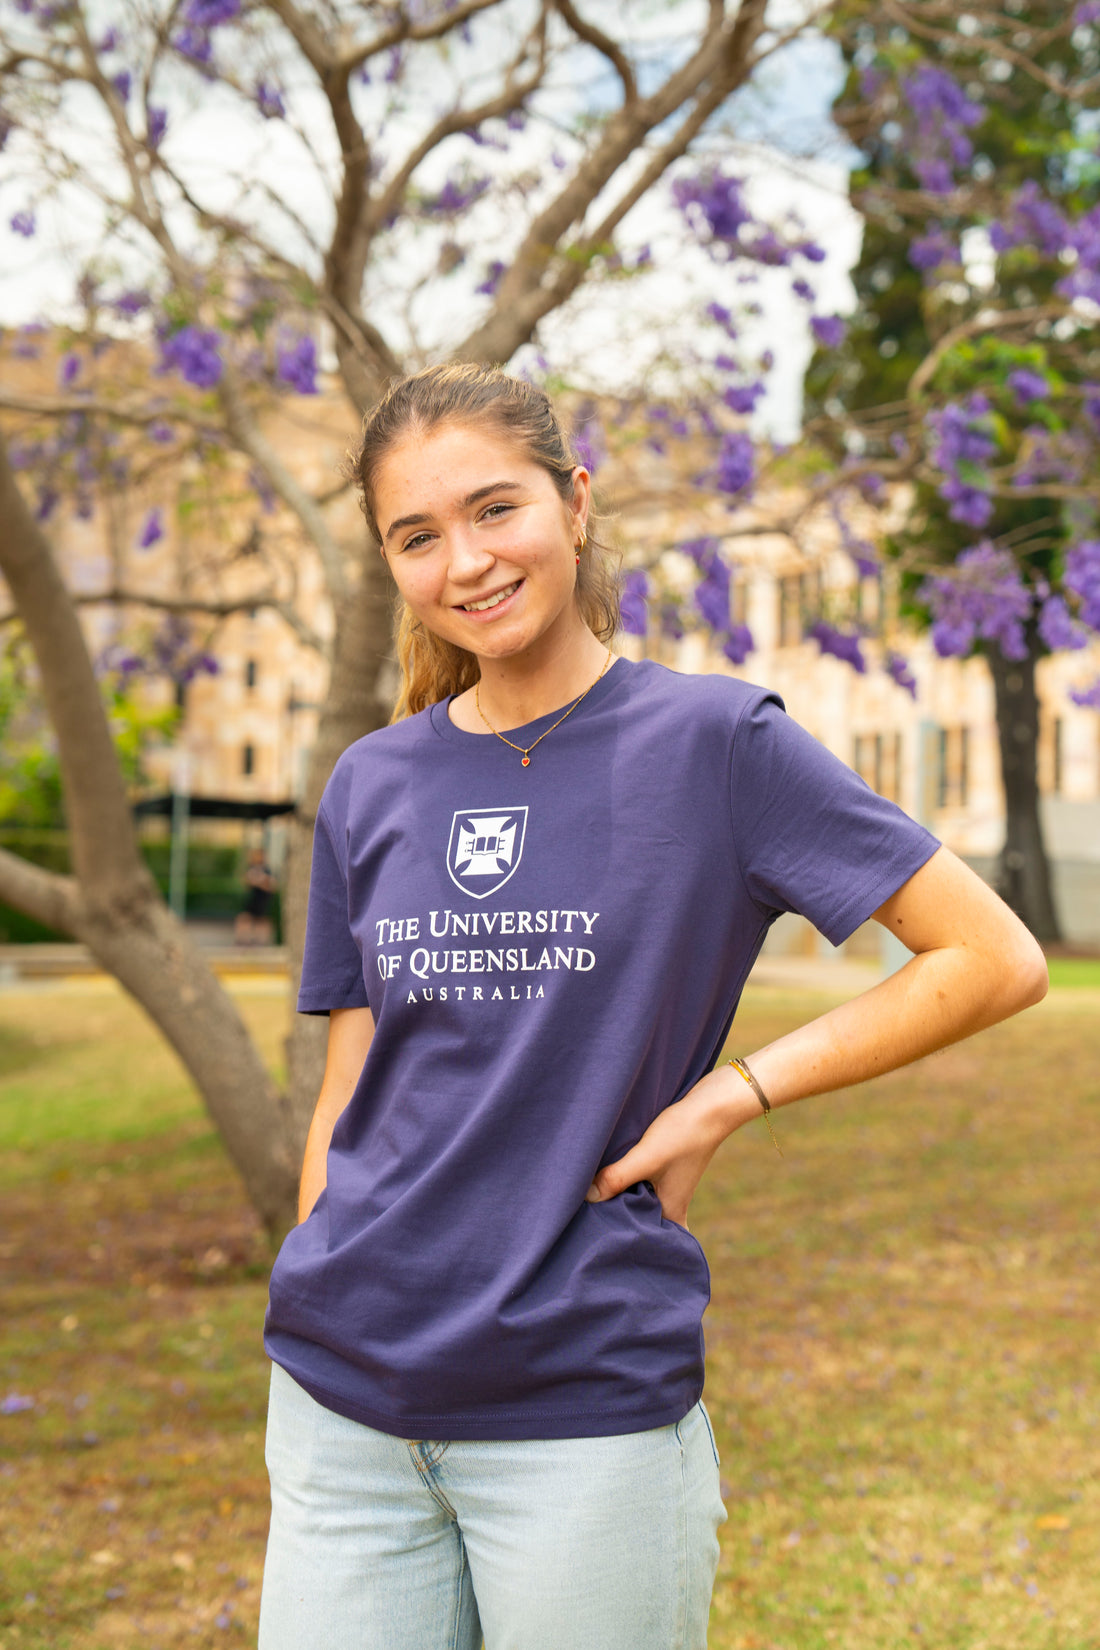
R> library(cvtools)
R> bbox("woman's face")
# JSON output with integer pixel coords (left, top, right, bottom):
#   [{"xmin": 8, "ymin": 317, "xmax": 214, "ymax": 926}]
[{"xmin": 373, "ymin": 422, "xmax": 590, "ymax": 665}]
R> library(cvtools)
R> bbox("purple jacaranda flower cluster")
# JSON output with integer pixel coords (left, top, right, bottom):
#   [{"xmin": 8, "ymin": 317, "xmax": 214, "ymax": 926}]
[
  {"xmin": 157, "ymin": 325, "xmax": 223, "ymax": 389},
  {"xmin": 150, "ymin": 615, "xmax": 219, "ymax": 683},
  {"xmin": 909, "ymin": 228, "xmax": 960, "ymax": 277},
  {"xmin": 920, "ymin": 541, "xmax": 1032, "ymax": 661},
  {"xmin": 10, "ymin": 210, "xmax": 35, "ymax": 238},
  {"xmin": 706, "ymin": 301, "xmax": 738, "ymax": 337},
  {"xmin": 990, "ymin": 181, "xmax": 1070, "ymax": 260},
  {"xmin": 811, "ymin": 315, "xmax": 847, "ymax": 350},
  {"xmin": 659, "ymin": 602, "xmax": 684, "ymax": 642},
  {"xmin": 926, "ymin": 395, "xmax": 997, "ymax": 528},
  {"xmin": 137, "ymin": 508, "xmax": 165, "ymax": 549},
  {"xmin": 59, "ymin": 352, "xmax": 81, "ymax": 387},
  {"xmin": 256, "ymin": 81, "xmax": 285, "ymax": 120},
  {"xmin": 619, "ymin": 568, "xmax": 648, "ymax": 636},
  {"xmin": 679, "ymin": 538, "xmax": 756, "ymax": 664},
  {"xmin": 113, "ymin": 288, "xmax": 150, "ymax": 316},
  {"xmin": 1069, "ymin": 677, "xmax": 1100, "ymax": 709},
  {"xmin": 1076, "ymin": 1, "xmax": 1100, "ymax": 21},
  {"xmin": 150, "ymin": 420, "xmax": 175, "ymax": 444},
  {"xmin": 421, "ymin": 175, "xmax": 491, "ymax": 216},
  {"xmin": 1064, "ymin": 539, "xmax": 1100, "ymax": 630},
  {"xmin": 97, "ymin": 27, "xmax": 121, "ymax": 51},
  {"xmin": 148, "ymin": 107, "xmax": 168, "ymax": 147},
  {"xmin": 901, "ymin": 64, "xmax": 984, "ymax": 195},
  {"xmin": 1013, "ymin": 425, "xmax": 1088, "ymax": 488},
  {"xmin": 465, "ymin": 124, "xmax": 509, "ymax": 152},
  {"xmin": 672, "ymin": 170, "xmax": 824, "ymax": 269},
  {"xmin": 1, "ymin": 1393, "xmax": 34, "ymax": 1414},
  {"xmin": 111, "ymin": 70, "xmax": 131, "ymax": 103},
  {"xmin": 1006, "ymin": 368, "xmax": 1048, "ymax": 407},
  {"xmin": 886, "ymin": 652, "xmax": 918, "ymax": 698},
  {"xmin": 183, "ymin": 0, "xmax": 240, "ymax": 24},
  {"xmin": 807, "ymin": 620, "xmax": 867, "ymax": 673},
  {"xmin": 1058, "ymin": 202, "xmax": 1100, "ymax": 307},
  {"xmin": 173, "ymin": 26, "xmax": 213, "ymax": 66},
  {"xmin": 475, "ymin": 260, "xmax": 506, "ymax": 297},
  {"xmin": 721, "ymin": 381, "xmax": 764, "ymax": 416},
  {"xmin": 1037, "ymin": 595, "xmax": 1087, "ymax": 652},
  {"xmin": 986, "ymin": 179, "xmax": 1100, "ymax": 307},
  {"xmin": 713, "ymin": 431, "xmax": 754, "ymax": 498},
  {"xmin": 721, "ymin": 625, "xmax": 754, "ymax": 666},
  {"xmin": 275, "ymin": 333, "xmax": 318, "ymax": 395},
  {"xmin": 829, "ymin": 493, "xmax": 879, "ymax": 578},
  {"xmin": 687, "ymin": 539, "xmax": 731, "ymax": 632}
]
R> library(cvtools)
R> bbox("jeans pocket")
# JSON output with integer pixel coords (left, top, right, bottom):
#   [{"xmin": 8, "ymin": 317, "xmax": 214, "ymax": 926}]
[{"xmin": 697, "ymin": 1400, "xmax": 721, "ymax": 1469}]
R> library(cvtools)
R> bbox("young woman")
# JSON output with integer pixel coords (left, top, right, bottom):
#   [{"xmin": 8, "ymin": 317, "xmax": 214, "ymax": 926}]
[{"xmin": 259, "ymin": 364, "xmax": 1047, "ymax": 1650}]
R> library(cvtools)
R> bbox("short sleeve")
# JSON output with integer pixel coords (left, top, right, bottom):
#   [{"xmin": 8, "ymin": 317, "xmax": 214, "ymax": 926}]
[
  {"xmin": 730, "ymin": 694, "xmax": 941, "ymax": 946},
  {"xmin": 296, "ymin": 802, "xmax": 371, "ymax": 1015}
]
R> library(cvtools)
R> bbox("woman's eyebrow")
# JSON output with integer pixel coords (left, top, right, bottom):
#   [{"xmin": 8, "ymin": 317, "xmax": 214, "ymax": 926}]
[{"xmin": 384, "ymin": 480, "xmax": 523, "ymax": 543}]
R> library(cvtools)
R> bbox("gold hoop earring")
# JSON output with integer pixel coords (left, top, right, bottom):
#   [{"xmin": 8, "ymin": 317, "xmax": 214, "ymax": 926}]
[{"xmin": 577, "ymin": 527, "xmax": 587, "ymax": 552}]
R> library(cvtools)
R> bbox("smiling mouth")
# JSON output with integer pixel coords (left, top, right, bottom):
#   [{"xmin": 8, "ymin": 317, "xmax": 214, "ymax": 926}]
[{"xmin": 460, "ymin": 580, "xmax": 522, "ymax": 613}]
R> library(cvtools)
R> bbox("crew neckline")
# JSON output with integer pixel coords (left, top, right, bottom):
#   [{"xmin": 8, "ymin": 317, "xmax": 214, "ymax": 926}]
[{"xmin": 429, "ymin": 654, "xmax": 631, "ymax": 749}]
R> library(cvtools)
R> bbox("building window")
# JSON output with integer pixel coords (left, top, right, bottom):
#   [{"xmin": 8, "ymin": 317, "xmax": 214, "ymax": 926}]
[
  {"xmin": 853, "ymin": 732, "xmax": 902, "ymax": 803},
  {"xmin": 776, "ymin": 570, "xmax": 820, "ymax": 647},
  {"xmin": 936, "ymin": 726, "xmax": 969, "ymax": 809},
  {"xmin": 242, "ymin": 742, "xmax": 255, "ymax": 777},
  {"xmin": 245, "ymin": 657, "xmax": 257, "ymax": 690},
  {"xmin": 1039, "ymin": 714, "xmax": 1063, "ymax": 795},
  {"xmin": 856, "ymin": 572, "xmax": 883, "ymax": 626}
]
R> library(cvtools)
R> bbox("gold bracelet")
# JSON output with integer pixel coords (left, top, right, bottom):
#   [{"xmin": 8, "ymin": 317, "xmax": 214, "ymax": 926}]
[{"xmin": 728, "ymin": 1057, "xmax": 783, "ymax": 1156}]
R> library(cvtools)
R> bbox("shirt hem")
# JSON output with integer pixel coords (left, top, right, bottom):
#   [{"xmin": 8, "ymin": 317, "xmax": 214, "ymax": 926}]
[{"xmin": 270, "ymin": 1358, "xmax": 703, "ymax": 1441}]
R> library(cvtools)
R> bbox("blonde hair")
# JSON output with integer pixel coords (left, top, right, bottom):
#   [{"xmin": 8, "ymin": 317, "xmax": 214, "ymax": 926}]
[{"xmin": 349, "ymin": 363, "xmax": 621, "ymax": 720}]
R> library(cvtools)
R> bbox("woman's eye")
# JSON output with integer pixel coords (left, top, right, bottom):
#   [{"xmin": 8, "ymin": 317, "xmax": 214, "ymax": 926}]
[
  {"xmin": 402, "ymin": 532, "xmax": 433, "ymax": 551},
  {"xmin": 481, "ymin": 503, "xmax": 513, "ymax": 521}
]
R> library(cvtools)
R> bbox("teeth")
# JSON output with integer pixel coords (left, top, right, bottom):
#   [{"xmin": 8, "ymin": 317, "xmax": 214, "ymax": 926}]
[{"xmin": 463, "ymin": 581, "xmax": 520, "ymax": 613}]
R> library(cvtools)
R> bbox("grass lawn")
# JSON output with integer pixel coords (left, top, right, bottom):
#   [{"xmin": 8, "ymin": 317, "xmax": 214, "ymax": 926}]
[{"xmin": 1, "ymin": 974, "xmax": 1098, "ymax": 1649}]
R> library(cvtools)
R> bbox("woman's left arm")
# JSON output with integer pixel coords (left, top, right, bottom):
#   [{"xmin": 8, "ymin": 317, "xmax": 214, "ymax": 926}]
[{"xmin": 587, "ymin": 846, "xmax": 1048, "ymax": 1227}]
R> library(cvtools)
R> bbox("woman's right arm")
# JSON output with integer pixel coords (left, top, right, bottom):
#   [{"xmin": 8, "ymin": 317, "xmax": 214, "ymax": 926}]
[{"xmin": 297, "ymin": 1005, "xmax": 375, "ymax": 1223}]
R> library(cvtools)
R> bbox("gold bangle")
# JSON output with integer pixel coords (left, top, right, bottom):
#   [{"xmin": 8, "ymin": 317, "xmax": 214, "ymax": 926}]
[{"xmin": 728, "ymin": 1057, "xmax": 783, "ymax": 1156}]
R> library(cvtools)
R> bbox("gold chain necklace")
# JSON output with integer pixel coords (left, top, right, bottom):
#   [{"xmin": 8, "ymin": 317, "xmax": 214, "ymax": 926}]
[{"xmin": 475, "ymin": 648, "xmax": 614, "ymax": 767}]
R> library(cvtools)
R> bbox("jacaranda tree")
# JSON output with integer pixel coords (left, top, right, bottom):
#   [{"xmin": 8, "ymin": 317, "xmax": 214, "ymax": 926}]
[
  {"xmin": 796, "ymin": 0, "xmax": 1100, "ymax": 939},
  {"xmin": 0, "ymin": 0, "xmax": 839, "ymax": 1236},
  {"xmin": 611, "ymin": 2, "xmax": 1100, "ymax": 949}
]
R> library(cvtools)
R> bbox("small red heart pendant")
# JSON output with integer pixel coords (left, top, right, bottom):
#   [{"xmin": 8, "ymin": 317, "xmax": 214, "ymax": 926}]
[{"xmin": 521, "ymin": 755, "xmax": 530, "ymax": 766}]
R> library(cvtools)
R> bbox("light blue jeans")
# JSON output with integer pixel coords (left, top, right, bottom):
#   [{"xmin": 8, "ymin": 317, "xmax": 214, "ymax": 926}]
[{"xmin": 259, "ymin": 1362, "xmax": 726, "ymax": 1650}]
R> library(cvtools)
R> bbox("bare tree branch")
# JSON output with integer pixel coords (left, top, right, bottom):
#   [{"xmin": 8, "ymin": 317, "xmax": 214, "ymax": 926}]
[
  {"xmin": 0, "ymin": 847, "xmax": 80, "ymax": 936},
  {"xmin": 461, "ymin": 0, "xmax": 771, "ymax": 365},
  {"xmin": 366, "ymin": 22, "xmax": 548, "ymax": 236},
  {"xmin": 0, "ymin": 391, "xmax": 219, "ymax": 433},
  {"xmin": 907, "ymin": 303, "xmax": 1069, "ymax": 401},
  {"xmin": 49, "ymin": 584, "xmax": 327, "ymax": 653},
  {"xmin": 551, "ymin": 0, "xmax": 635, "ymax": 101},
  {"xmin": 214, "ymin": 371, "xmax": 352, "ymax": 600},
  {"xmin": 880, "ymin": 0, "xmax": 1095, "ymax": 101}
]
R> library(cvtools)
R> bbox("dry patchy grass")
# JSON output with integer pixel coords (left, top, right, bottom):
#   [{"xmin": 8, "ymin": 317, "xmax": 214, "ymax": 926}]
[{"xmin": 1, "ymin": 976, "xmax": 1098, "ymax": 1649}]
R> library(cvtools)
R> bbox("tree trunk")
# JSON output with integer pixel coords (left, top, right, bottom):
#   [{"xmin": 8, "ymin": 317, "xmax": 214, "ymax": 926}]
[
  {"xmin": 0, "ymin": 431, "xmax": 299, "ymax": 1239},
  {"xmin": 281, "ymin": 550, "xmax": 397, "ymax": 1161},
  {"xmin": 987, "ymin": 629, "xmax": 1061, "ymax": 942}
]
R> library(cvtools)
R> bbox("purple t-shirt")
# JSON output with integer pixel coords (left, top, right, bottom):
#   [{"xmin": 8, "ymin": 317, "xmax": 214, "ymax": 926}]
[{"xmin": 264, "ymin": 658, "xmax": 939, "ymax": 1439}]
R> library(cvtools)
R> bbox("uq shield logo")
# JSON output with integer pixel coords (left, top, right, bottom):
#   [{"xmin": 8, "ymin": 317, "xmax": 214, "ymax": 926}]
[{"xmin": 446, "ymin": 807, "xmax": 528, "ymax": 899}]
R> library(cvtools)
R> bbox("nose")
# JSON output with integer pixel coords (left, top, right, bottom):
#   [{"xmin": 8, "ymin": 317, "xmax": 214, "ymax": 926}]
[{"xmin": 446, "ymin": 524, "xmax": 495, "ymax": 584}]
